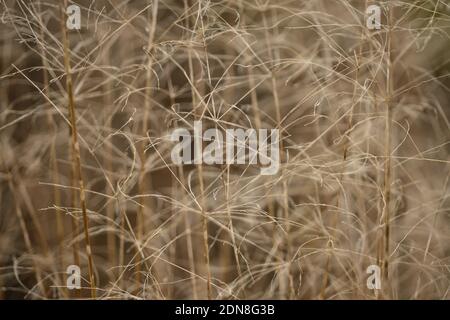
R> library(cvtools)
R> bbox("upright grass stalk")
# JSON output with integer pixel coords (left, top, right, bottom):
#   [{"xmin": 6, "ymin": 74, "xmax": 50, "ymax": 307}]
[
  {"xmin": 181, "ymin": 164, "xmax": 199, "ymax": 299},
  {"xmin": 134, "ymin": 0, "xmax": 160, "ymax": 295},
  {"xmin": 60, "ymin": 1, "xmax": 96, "ymax": 298},
  {"xmin": 199, "ymin": 1, "xmax": 214, "ymax": 299},
  {"xmin": 320, "ymin": 2, "xmax": 366, "ymax": 298},
  {"xmin": 167, "ymin": 78, "xmax": 199, "ymax": 298},
  {"xmin": 37, "ymin": 0, "xmax": 66, "ymax": 298},
  {"xmin": 184, "ymin": 0, "xmax": 212, "ymax": 299},
  {"xmin": 197, "ymin": 141, "xmax": 211, "ymax": 299},
  {"xmin": 99, "ymin": 33, "xmax": 116, "ymax": 272},
  {"xmin": 104, "ymin": 59, "xmax": 116, "ymax": 272},
  {"xmin": 222, "ymin": 53, "xmax": 244, "ymax": 290},
  {"xmin": 261, "ymin": 7, "xmax": 295, "ymax": 299},
  {"xmin": 381, "ymin": 2, "xmax": 394, "ymax": 288}
]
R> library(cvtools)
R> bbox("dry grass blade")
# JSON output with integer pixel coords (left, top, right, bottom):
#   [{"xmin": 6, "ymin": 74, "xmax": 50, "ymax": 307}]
[{"xmin": 0, "ymin": 0, "xmax": 448, "ymax": 300}]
